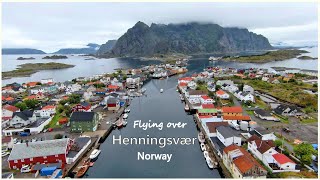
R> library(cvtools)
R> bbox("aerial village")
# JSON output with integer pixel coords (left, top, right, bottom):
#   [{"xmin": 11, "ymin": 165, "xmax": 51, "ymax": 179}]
[
  {"xmin": 177, "ymin": 62, "xmax": 318, "ymax": 178},
  {"xmin": 1, "ymin": 56, "xmax": 318, "ymax": 178}
]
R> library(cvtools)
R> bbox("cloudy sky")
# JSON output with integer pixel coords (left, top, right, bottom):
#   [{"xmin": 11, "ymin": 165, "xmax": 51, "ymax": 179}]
[{"xmin": 2, "ymin": 2, "xmax": 318, "ymax": 53}]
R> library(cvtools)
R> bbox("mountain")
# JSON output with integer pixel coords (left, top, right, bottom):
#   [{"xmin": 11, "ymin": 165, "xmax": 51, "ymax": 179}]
[
  {"xmin": 96, "ymin": 40, "xmax": 117, "ymax": 55},
  {"xmin": 99, "ymin": 21, "xmax": 272, "ymax": 57},
  {"xmin": 2, "ymin": 48, "xmax": 46, "ymax": 55},
  {"xmin": 53, "ymin": 43, "xmax": 100, "ymax": 54}
]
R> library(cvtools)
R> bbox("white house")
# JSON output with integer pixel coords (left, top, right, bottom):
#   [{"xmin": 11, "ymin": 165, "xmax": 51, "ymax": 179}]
[
  {"xmin": 178, "ymin": 77, "xmax": 193, "ymax": 84},
  {"xmin": 247, "ymin": 135, "xmax": 278, "ymax": 166},
  {"xmin": 200, "ymin": 95, "xmax": 214, "ymax": 104},
  {"xmin": 262, "ymin": 77, "xmax": 270, "ymax": 82},
  {"xmin": 272, "ymin": 153, "xmax": 298, "ymax": 172},
  {"xmin": 243, "ymin": 85, "xmax": 254, "ymax": 94},
  {"xmin": 66, "ymin": 83, "xmax": 82, "ymax": 94},
  {"xmin": 186, "ymin": 90, "xmax": 207, "ymax": 99},
  {"xmin": 39, "ymin": 105, "xmax": 56, "ymax": 118},
  {"xmin": 216, "ymin": 126, "xmax": 242, "ymax": 147},
  {"xmin": 41, "ymin": 78, "xmax": 54, "ymax": 84},
  {"xmin": 241, "ymin": 92, "xmax": 255, "ymax": 102},
  {"xmin": 83, "ymin": 91, "xmax": 93, "ymax": 101},
  {"xmin": 224, "ymin": 84, "xmax": 239, "ymax": 93},
  {"xmin": 249, "ymin": 127, "xmax": 277, "ymax": 141},
  {"xmin": 187, "ymin": 81, "xmax": 197, "ymax": 90},
  {"xmin": 30, "ymin": 87, "xmax": 45, "ymax": 94},
  {"xmin": 9, "ymin": 111, "xmax": 37, "ymax": 128},
  {"xmin": 216, "ymin": 80, "xmax": 234, "ymax": 86},
  {"xmin": 2, "ymin": 105, "xmax": 20, "ymax": 120},
  {"xmin": 216, "ymin": 90, "xmax": 230, "ymax": 99}
]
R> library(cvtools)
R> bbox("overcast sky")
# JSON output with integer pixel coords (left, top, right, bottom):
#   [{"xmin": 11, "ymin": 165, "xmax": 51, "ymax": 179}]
[{"xmin": 2, "ymin": 2, "xmax": 318, "ymax": 53}]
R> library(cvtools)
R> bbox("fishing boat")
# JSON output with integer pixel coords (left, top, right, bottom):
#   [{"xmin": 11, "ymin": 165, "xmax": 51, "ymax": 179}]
[
  {"xmin": 203, "ymin": 151, "xmax": 209, "ymax": 159},
  {"xmin": 116, "ymin": 119, "xmax": 123, "ymax": 128},
  {"xmin": 206, "ymin": 157, "xmax": 214, "ymax": 169},
  {"xmin": 75, "ymin": 161, "xmax": 90, "ymax": 178},
  {"xmin": 89, "ymin": 162, "xmax": 94, "ymax": 167},
  {"xmin": 89, "ymin": 149, "xmax": 101, "ymax": 161},
  {"xmin": 160, "ymin": 89, "xmax": 164, "ymax": 93},
  {"xmin": 184, "ymin": 104, "xmax": 189, "ymax": 111},
  {"xmin": 200, "ymin": 143, "xmax": 206, "ymax": 151},
  {"xmin": 123, "ymin": 113, "xmax": 128, "ymax": 119},
  {"xmin": 124, "ymin": 108, "xmax": 130, "ymax": 113},
  {"xmin": 198, "ymin": 132, "xmax": 205, "ymax": 143}
]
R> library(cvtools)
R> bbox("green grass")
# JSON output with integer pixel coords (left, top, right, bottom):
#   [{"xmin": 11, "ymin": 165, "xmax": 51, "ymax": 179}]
[
  {"xmin": 300, "ymin": 118, "xmax": 317, "ymax": 124},
  {"xmin": 48, "ymin": 113, "xmax": 63, "ymax": 128},
  {"xmin": 273, "ymin": 114, "xmax": 289, "ymax": 124},
  {"xmin": 246, "ymin": 110, "xmax": 254, "ymax": 115}
]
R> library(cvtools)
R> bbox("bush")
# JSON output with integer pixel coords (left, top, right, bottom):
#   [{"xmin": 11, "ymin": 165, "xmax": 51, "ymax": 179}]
[{"xmin": 54, "ymin": 134, "xmax": 63, "ymax": 139}]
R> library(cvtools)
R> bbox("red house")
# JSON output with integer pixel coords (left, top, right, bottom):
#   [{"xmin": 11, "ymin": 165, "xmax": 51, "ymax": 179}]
[
  {"xmin": 107, "ymin": 85, "xmax": 120, "ymax": 92},
  {"xmin": 71, "ymin": 102, "xmax": 91, "ymax": 112},
  {"xmin": 8, "ymin": 138, "xmax": 72, "ymax": 169}
]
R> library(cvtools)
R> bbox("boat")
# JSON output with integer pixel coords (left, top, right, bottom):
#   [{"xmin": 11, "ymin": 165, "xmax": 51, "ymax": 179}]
[
  {"xmin": 75, "ymin": 163, "xmax": 89, "ymax": 178},
  {"xmin": 206, "ymin": 157, "xmax": 214, "ymax": 169},
  {"xmin": 203, "ymin": 151, "xmax": 209, "ymax": 159},
  {"xmin": 84, "ymin": 58, "xmax": 95, "ymax": 60},
  {"xmin": 160, "ymin": 89, "xmax": 164, "ymax": 93},
  {"xmin": 89, "ymin": 162, "xmax": 94, "ymax": 167},
  {"xmin": 140, "ymin": 88, "xmax": 146, "ymax": 94},
  {"xmin": 89, "ymin": 149, "xmax": 101, "ymax": 161},
  {"xmin": 180, "ymin": 95, "xmax": 185, "ymax": 101},
  {"xmin": 198, "ymin": 132, "xmax": 205, "ymax": 143},
  {"xmin": 200, "ymin": 143, "xmax": 206, "ymax": 151},
  {"xmin": 184, "ymin": 104, "xmax": 190, "ymax": 111},
  {"xmin": 116, "ymin": 119, "xmax": 123, "ymax": 128},
  {"xmin": 123, "ymin": 120, "xmax": 127, "ymax": 126},
  {"xmin": 124, "ymin": 108, "xmax": 130, "ymax": 113},
  {"xmin": 123, "ymin": 113, "xmax": 128, "ymax": 119}
]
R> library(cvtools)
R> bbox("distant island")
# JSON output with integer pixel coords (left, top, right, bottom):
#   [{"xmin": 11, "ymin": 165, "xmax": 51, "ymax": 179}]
[
  {"xmin": 2, "ymin": 62, "xmax": 75, "ymax": 79},
  {"xmin": 221, "ymin": 49, "xmax": 309, "ymax": 63},
  {"xmin": 17, "ymin": 57, "xmax": 35, "ymax": 60},
  {"xmin": 53, "ymin": 43, "xmax": 101, "ymax": 54},
  {"xmin": 297, "ymin": 56, "xmax": 318, "ymax": 60},
  {"xmin": 2, "ymin": 48, "xmax": 46, "ymax": 55},
  {"xmin": 42, "ymin": 55, "xmax": 68, "ymax": 59}
]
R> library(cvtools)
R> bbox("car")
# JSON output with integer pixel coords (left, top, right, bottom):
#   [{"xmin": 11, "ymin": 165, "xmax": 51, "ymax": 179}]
[
  {"xmin": 13, "ymin": 138, "xmax": 18, "ymax": 144},
  {"xmin": 282, "ymin": 127, "xmax": 291, "ymax": 133},
  {"xmin": 2, "ymin": 151, "xmax": 9, "ymax": 157},
  {"xmin": 48, "ymin": 128, "xmax": 53, "ymax": 132},
  {"xmin": 20, "ymin": 165, "xmax": 31, "ymax": 173}
]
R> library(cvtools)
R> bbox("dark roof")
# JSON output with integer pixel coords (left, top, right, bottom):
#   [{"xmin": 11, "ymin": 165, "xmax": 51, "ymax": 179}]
[
  {"xmin": 254, "ymin": 109, "xmax": 272, "ymax": 117},
  {"xmin": 12, "ymin": 110, "xmax": 34, "ymax": 121},
  {"xmin": 206, "ymin": 122, "xmax": 229, "ymax": 133},
  {"xmin": 251, "ymin": 127, "xmax": 272, "ymax": 135},
  {"xmin": 80, "ymin": 102, "xmax": 90, "ymax": 107},
  {"xmin": 188, "ymin": 90, "xmax": 207, "ymax": 96},
  {"xmin": 216, "ymin": 126, "xmax": 239, "ymax": 138},
  {"xmin": 67, "ymin": 136, "xmax": 91, "ymax": 158},
  {"xmin": 32, "ymin": 162, "xmax": 62, "ymax": 171},
  {"xmin": 70, "ymin": 112, "xmax": 95, "ymax": 122},
  {"xmin": 107, "ymin": 98, "xmax": 119, "ymax": 104},
  {"xmin": 274, "ymin": 104, "xmax": 301, "ymax": 114}
]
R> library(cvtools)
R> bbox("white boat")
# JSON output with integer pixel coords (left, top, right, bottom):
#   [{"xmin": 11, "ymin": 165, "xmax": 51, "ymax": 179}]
[
  {"xmin": 123, "ymin": 120, "xmax": 127, "ymax": 126},
  {"xmin": 184, "ymin": 104, "xmax": 190, "ymax": 111},
  {"xmin": 206, "ymin": 157, "xmax": 214, "ymax": 169},
  {"xmin": 198, "ymin": 132, "xmax": 205, "ymax": 143},
  {"xmin": 89, "ymin": 149, "xmax": 101, "ymax": 160},
  {"xmin": 124, "ymin": 108, "xmax": 130, "ymax": 113},
  {"xmin": 203, "ymin": 151, "xmax": 209, "ymax": 159},
  {"xmin": 140, "ymin": 88, "xmax": 146, "ymax": 94},
  {"xmin": 20, "ymin": 165, "xmax": 31, "ymax": 173},
  {"xmin": 200, "ymin": 143, "xmax": 206, "ymax": 151},
  {"xmin": 123, "ymin": 114, "xmax": 128, "ymax": 119},
  {"xmin": 180, "ymin": 95, "xmax": 185, "ymax": 101},
  {"xmin": 160, "ymin": 89, "xmax": 164, "ymax": 93}
]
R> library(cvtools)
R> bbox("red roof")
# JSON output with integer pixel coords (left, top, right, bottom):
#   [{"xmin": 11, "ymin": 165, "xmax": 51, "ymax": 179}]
[
  {"xmin": 42, "ymin": 105, "xmax": 56, "ymax": 110},
  {"xmin": 27, "ymin": 82, "xmax": 38, "ymax": 87},
  {"xmin": 223, "ymin": 115, "xmax": 251, "ymax": 121},
  {"xmin": 27, "ymin": 95, "xmax": 37, "ymax": 100},
  {"xmin": 58, "ymin": 117, "xmax": 68, "ymax": 124},
  {"xmin": 108, "ymin": 85, "xmax": 119, "ymax": 89},
  {"xmin": 5, "ymin": 97, "xmax": 14, "ymax": 101},
  {"xmin": 2, "ymin": 117, "xmax": 12, "ymax": 121},
  {"xmin": 272, "ymin": 153, "xmax": 295, "ymax": 165},
  {"xmin": 216, "ymin": 90, "xmax": 226, "ymax": 95},
  {"xmin": 222, "ymin": 106, "xmax": 243, "ymax": 113},
  {"xmin": 179, "ymin": 82, "xmax": 188, "ymax": 87},
  {"xmin": 2, "ymin": 136, "xmax": 12, "ymax": 144},
  {"xmin": 202, "ymin": 104, "xmax": 215, "ymax": 109},
  {"xmin": 3, "ymin": 105, "xmax": 19, "ymax": 112},
  {"xmin": 201, "ymin": 95, "xmax": 212, "ymax": 100},
  {"xmin": 178, "ymin": 77, "xmax": 193, "ymax": 81}
]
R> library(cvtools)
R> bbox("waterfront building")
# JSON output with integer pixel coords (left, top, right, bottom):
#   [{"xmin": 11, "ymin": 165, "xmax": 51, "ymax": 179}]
[
  {"xmin": 216, "ymin": 126, "xmax": 242, "ymax": 147},
  {"xmin": 7, "ymin": 138, "xmax": 72, "ymax": 169},
  {"xmin": 222, "ymin": 144, "xmax": 267, "ymax": 178},
  {"xmin": 70, "ymin": 112, "xmax": 98, "ymax": 132}
]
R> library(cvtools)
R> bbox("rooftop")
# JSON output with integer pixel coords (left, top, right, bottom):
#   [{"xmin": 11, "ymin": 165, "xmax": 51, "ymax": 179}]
[{"xmin": 70, "ymin": 112, "xmax": 95, "ymax": 122}]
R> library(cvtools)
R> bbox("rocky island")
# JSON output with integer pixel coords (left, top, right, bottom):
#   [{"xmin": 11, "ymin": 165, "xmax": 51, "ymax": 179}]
[
  {"xmin": 2, "ymin": 62, "xmax": 75, "ymax": 79},
  {"xmin": 17, "ymin": 57, "xmax": 36, "ymax": 60},
  {"xmin": 297, "ymin": 55, "xmax": 318, "ymax": 60},
  {"xmin": 97, "ymin": 21, "xmax": 272, "ymax": 60},
  {"xmin": 221, "ymin": 49, "xmax": 309, "ymax": 63},
  {"xmin": 42, "ymin": 55, "xmax": 68, "ymax": 59}
]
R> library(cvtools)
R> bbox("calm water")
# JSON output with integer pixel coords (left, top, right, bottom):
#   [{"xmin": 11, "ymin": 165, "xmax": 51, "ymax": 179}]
[
  {"xmin": 85, "ymin": 76, "xmax": 222, "ymax": 178},
  {"xmin": 1, "ymin": 47, "xmax": 318, "ymax": 85}
]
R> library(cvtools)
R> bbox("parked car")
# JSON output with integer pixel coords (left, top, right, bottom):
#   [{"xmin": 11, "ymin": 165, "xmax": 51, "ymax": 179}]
[
  {"xmin": 19, "ymin": 132, "xmax": 30, "ymax": 137},
  {"xmin": 20, "ymin": 165, "xmax": 31, "ymax": 173}
]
